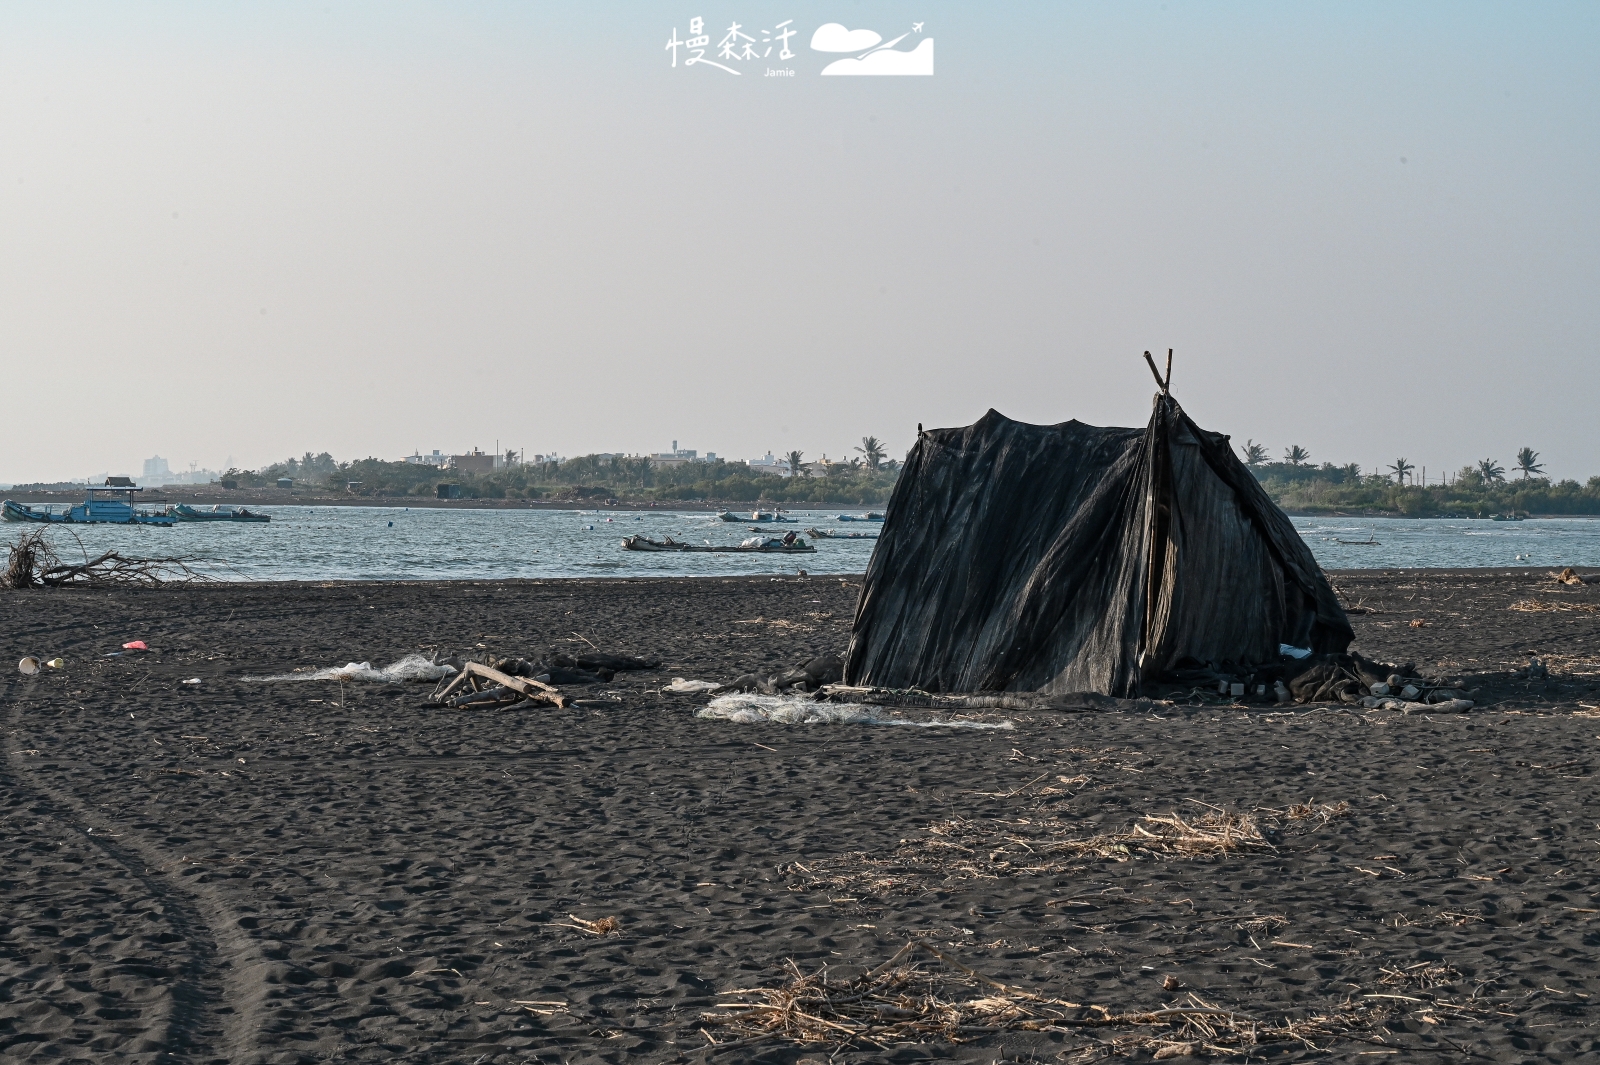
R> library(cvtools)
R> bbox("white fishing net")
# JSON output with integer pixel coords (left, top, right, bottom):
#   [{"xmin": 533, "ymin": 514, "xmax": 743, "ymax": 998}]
[
  {"xmin": 245, "ymin": 654, "xmax": 455, "ymax": 683},
  {"xmin": 696, "ymin": 693, "xmax": 1012, "ymax": 729}
]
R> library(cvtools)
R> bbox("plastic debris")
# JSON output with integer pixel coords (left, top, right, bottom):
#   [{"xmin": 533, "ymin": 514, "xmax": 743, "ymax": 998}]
[
  {"xmin": 18, "ymin": 657, "xmax": 40, "ymax": 675},
  {"xmin": 181, "ymin": 678, "xmax": 202, "ymax": 685},
  {"xmin": 697, "ymin": 693, "xmax": 1012, "ymax": 730},
  {"xmin": 47, "ymin": 658, "xmax": 65, "ymax": 669},
  {"xmin": 1362, "ymin": 696, "xmax": 1474, "ymax": 714},
  {"xmin": 123, "ymin": 641, "xmax": 148, "ymax": 651},
  {"xmin": 666, "ymin": 678, "xmax": 720, "ymax": 693}
]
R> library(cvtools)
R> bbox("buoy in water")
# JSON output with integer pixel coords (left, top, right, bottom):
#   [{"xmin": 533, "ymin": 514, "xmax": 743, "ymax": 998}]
[{"xmin": 388, "ymin": 521, "xmax": 393, "ymax": 527}]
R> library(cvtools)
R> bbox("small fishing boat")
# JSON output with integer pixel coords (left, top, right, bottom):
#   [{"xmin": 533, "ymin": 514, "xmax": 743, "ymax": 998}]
[
  {"xmin": 836, "ymin": 512, "xmax": 885, "ymax": 522},
  {"xmin": 1334, "ymin": 529, "xmax": 1381, "ymax": 545},
  {"xmin": 1, "ymin": 500, "xmax": 57, "ymax": 523},
  {"xmin": 717, "ymin": 510, "xmax": 795, "ymax": 523},
  {"xmin": 2, "ymin": 483, "xmax": 176, "ymax": 527},
  {"xmin": 169, "ymin": 503, "xmax": 271, "ymax": 523},
  {"xmin": 621, "ymin": 534, "xmax": 815, "ymax": 553},
  {"xmin": 805, "ymin": 527, "xmax": 878, "ymax": 540},
  {"xmin": 1490, "ymin": 513, "xmax": 1525, "ymax": 522}
]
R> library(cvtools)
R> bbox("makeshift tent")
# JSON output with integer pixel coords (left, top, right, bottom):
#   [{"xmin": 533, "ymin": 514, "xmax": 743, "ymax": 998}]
[{"xmin": 845, "ymin": 365, "xmax": 1352, "ymax": 697}]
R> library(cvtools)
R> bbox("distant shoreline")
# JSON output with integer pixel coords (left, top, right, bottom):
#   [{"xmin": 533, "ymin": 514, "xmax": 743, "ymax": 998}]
[
  {"xmin": 0, "ymin": 490, "xmax": 841, "ymax": 512},
  {"xmin": 5, "ymin": 488, "xmax": 1599, "ymax": 520}
]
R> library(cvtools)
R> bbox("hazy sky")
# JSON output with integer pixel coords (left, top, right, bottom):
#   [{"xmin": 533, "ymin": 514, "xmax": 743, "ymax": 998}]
[{"xmin": 3, "ymin": 2, "xmax": 1596, "ymax": 483}]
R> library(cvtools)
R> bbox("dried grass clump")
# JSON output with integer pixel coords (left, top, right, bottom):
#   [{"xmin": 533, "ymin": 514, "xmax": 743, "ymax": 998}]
[
  {"xmin": 703, "ymin": 941, "xmax": 1375, "ymax": 1055},
  {"xmin": 1283, "ymin": 800, "xmax": 1352, "ymax": 824},
  {"xmin": 789, "ymin": 807, "xmax": 1286, "ymax": 895},
  {"xmin": 788, "ymin": 801, "xmax": 1352, "ymax": 897},
  {"xmin": 704, "ymin": 941, "xmax": 1077, "ymax": 1046},
  {"xmin": 1380, "ymin": 962, "xmax": 1461, "ymax": 990},
  {"xmin": 561, "ymin": 914, "xmax": 621, "ymax": 936},
  {"xmin": 1509, "ymin": 599, "xmax": 1600, "ymax": 613}
]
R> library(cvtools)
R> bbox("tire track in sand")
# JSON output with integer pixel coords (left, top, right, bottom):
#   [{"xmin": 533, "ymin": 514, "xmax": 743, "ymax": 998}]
[{"xmin": 3, "ymin": 679, "xmax": 261, "ymax": 1064}]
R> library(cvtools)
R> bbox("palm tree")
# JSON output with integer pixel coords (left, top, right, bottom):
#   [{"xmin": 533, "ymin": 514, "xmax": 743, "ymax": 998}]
[
  {"xmin": 1514, "ymin": 447, "xmax": 1544, "ymax": 480},
  {"xmin": 855, "ymin": 436, "xmax": 887, "ymax": 471},
  {"xmin": 1341, "ymin": 463, "xmax": 1362, "ymax": 481},
  {"xmin": 1284, "ymin": 445, "xmax": 1310, "ymax": 467},
  {"xmin": 1387, "ymin": 458, "xmax": 1414, "ymax": 485},
  {"xmin": 1240, "ymin": 440, "xmax": 1268, "ymax": 466},
  {"xmin": 1477, "ymin": 458, "xmax": 1505, "ymax": 483},
  {"xmin": 785, "ymin": 450, "xmax": 806, "ymax": 477}
]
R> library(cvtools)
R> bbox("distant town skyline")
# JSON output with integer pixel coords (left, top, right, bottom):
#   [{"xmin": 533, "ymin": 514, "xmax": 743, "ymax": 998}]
[
  {"xmin": 8, "ymin": 433, "xmax": 1592, "ymax": 492},
  {"xmin": 3, "ymin": 3, "xmax": 1596, "ymax": 483}
]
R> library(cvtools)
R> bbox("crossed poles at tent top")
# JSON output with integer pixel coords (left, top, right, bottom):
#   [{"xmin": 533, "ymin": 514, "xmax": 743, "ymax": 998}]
[{"xmin": 1143, "ymin": 349, "xmax": 1174, "ymax": 395}]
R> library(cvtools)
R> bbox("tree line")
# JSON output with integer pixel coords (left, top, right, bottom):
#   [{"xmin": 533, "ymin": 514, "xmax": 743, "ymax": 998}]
[
  {"xmin": 1239, "ymin": 441, "xmax": 1600, "ymax": 515},
  {"xmin": 217, "ymin": 437, "xmax": 904, "ymax": 504}
]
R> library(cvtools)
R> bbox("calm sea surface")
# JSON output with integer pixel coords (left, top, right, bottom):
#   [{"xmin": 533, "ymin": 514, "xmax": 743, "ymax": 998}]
[{"xmin": 12, "ymin": 508, "xmax": 1600, "ymax": 581}]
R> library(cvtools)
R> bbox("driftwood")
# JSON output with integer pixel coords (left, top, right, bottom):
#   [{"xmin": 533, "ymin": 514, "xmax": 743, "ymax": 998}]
[
  {"xmin": 3, "ymin": 530, "xmax": 209, "ymax": 589},
  {"xmin": 432, "ymin": 661, "xmax": 568, "ymax": 709}
]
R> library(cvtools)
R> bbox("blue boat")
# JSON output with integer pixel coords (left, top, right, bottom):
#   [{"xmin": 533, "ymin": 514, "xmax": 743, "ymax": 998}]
[{"xmin": 2, "ymin": 481, "xmax": 177, "ymax": 526}]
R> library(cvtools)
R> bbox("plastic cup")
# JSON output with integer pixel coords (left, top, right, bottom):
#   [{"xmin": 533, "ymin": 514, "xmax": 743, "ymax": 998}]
[{"xmin": 18, "ymin": 657, "xmax": 40, "ymax": 675}]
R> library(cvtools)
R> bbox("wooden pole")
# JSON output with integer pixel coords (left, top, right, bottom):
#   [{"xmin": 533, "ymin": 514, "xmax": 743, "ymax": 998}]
[{"xmin": 1142, "ymin": 351, "xmax": 1166, "ymax": 391}]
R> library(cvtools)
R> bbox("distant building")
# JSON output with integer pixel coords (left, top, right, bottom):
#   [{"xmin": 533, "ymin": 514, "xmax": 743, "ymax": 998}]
[
  {"xmin": 277, "ymin": 477, "xmax": 293, "ymax": 489},
  {"xmin": 448, "ymin": 448, "xmax": 496, "ymax": 473},
  {"xmin": 649, "ymin": 441, "xmax": 718, "ymax": 468},
  {"xmin": 444, "ymin": 448, "xmax": 521, "ymax": 472},
  {"xmin": 175, "ymin": 466, "xmax": 220, "ymax": 485},
  {"xmin": 141, "ymin": 457, "xmax": 221, "ymax": 485},
  {"xmin": 748, "ymin": 452, "xmax": 792, "ymax": 478},
  {"xmin": 406, "ymin": 450, "xmax": 448, "ymax": 467}
]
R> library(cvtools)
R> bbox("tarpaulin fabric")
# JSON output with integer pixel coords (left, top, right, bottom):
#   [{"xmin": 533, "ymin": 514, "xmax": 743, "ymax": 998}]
[{"xmin": 844, "ymin": 394, "xmax": 1352, "ymax": 697}]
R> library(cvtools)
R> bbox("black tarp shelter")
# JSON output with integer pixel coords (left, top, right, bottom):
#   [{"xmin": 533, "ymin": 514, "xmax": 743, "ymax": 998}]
[{"xmin": 844, "ymin": 382, "xmax": 1353, "ymax": 697}]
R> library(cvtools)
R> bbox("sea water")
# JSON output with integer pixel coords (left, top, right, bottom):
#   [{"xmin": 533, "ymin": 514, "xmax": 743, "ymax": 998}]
[
  {"xmin": 15, "ymin": 507, "xmax": 876, "ymax": 581},
  {"xmin": 12, "ymin": 508, "xmax": 1599, "ymax": 581}
]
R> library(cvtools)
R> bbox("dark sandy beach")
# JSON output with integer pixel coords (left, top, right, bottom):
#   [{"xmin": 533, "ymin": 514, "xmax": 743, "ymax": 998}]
[{"xmin": 4, "ymin": 570, "xmax": 1599, "ymax": 1062}]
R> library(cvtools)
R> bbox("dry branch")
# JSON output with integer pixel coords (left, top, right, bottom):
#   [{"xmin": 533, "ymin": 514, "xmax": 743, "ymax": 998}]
[{"xmin": 3, "ymin": 529, "xmax": 211, "ymax": 588}]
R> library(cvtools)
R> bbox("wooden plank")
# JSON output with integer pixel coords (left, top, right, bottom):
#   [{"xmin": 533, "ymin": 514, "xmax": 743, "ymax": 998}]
[
  {"xmin": 463, "ymin": 662, "xmax": 568, "ymax": 708},
  {"xmin": 432, "ymin": 669, "xmax": 474, "ymax": 704}
]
